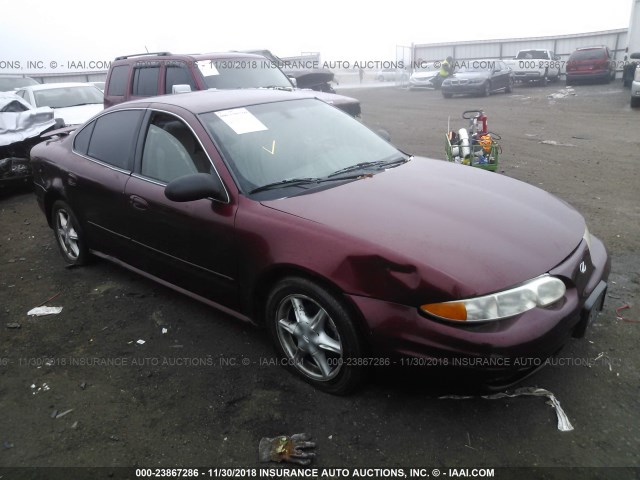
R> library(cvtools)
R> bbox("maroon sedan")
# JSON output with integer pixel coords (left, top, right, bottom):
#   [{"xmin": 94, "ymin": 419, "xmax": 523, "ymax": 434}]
[{"xmin": 30, "ymin": 90, "xmax": 609, "ymax": 394}]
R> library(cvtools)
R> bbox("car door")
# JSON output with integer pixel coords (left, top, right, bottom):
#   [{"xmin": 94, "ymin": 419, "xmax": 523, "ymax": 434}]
[
  {"xmin": 69, "ymin": 108, "xmax": 144, "ymax": 258},
  {"xmin": 124, "ymin": 109, "xmax": 239, "ymax": 309},
  {"xmin": 492, "ymin": 62, "xmax": 506, "ymax": 90}
]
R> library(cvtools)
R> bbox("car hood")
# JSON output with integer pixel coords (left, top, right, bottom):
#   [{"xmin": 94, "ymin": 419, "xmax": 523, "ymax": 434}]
[
  {"xmin": 261, "ymin": 158, "xmax": 585, "ymax": 300},
  {"xmin": 449, "ymin": 71, "xmax": 491, "ymax": 81},
  {"xmin": 302, "ymin": 90, "xmax": 358, "ymax": 107},
  {"xmin": 52, "ymin": 104, "xmax": 103, "ymax": 126},
  {"xmin": 294, "ymin": 89, "xmax": 360, "ymax": 116},
  {"xmin": 284, "ymin": 70, "xmax": 334, "ymax": 89}
]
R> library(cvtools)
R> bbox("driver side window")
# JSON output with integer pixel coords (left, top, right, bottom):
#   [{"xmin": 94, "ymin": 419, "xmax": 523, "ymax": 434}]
[{"xmin": 141, "ymin": 112, "xmax": 211, "ymax": 184}]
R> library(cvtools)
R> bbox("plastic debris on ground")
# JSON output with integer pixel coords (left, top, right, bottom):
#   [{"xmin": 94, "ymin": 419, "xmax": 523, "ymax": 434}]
[
  {"xmin": 30, "ymin": 383, "xmax": 51, "ymax": 395},
  {"xmin": 258, "ymin": 433, "xmax": 316, "ymax": 465},
  {"xmin": 27, "ymin": 306, "xmax": 63, "ymax": 317},
  {"xmin": 136, "ymin": 339, "xmax": 146, "ymax": 345},
  {"xmin": 547, "ymin": 88, "xmax": 576, "ymax": 99},
  {"xmin": 539, "ymin": 140, "xmax": 576, "ymax": 147},
  {"xmin": 55, "ymin": 409, "xmax": 73, "ymax": 419},
  {"xmin": 440, "ymin": 387, "xmax": 574, "ymax": 432}
]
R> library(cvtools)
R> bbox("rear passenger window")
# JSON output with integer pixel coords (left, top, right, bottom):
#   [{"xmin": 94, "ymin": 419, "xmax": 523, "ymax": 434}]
[
  {"xmin": 165, "ymin": 63, "xmax": 196, "ymax": 94},
  {"xmin": 73, "ymin": 121, "xmax": 95, "ymax": 155},
  {"xmin": 132, "ymin": 64, "xmax": 160, "ymax": 96},
  {"xmin": 86, "ymin": 110, "xmax": 143, "ymax": 170},
  {"xmin": 107, "ymin": 65, "xmax": 129, "ymax": 96}
]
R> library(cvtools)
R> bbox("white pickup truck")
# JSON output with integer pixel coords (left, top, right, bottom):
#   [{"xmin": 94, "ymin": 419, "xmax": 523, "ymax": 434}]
[{"xmin": 505, "ymin": 49, "xmax": 561, "ymax": 84}]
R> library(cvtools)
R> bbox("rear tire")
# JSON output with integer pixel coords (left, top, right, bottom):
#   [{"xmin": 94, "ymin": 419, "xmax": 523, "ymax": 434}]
[
  {"xmin": 51, "ymin": 200, "xmax": 89, "ymax": 266},
  {"xmin": 265, "ymin": 277, "xmax": 366, "ymax": 395}
]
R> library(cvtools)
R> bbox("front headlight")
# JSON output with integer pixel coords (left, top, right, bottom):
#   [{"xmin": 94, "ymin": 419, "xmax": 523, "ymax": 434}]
[{"xmin": 420, "ymin": 275, "xmax": 566, "ymax": 322}]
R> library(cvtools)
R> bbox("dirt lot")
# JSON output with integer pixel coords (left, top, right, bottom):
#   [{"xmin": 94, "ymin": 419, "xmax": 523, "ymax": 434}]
[{"xmin": 1, "ymin": 81, "xmax": 639, "ymax": 478}]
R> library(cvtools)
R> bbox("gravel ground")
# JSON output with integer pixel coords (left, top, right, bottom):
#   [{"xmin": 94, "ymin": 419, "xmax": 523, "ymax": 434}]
[{"xmin": 0, "ymin": 80, "xmax": 638, "ymax": 479}]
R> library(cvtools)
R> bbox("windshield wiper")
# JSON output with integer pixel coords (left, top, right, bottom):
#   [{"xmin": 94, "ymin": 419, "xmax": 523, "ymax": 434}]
[
  {"xmin": 249, "ymin": 173, "xmax": 365, "ymax": 195},
  {"xmin": 66, "ymin": 102, "xmax": 101, "ymax": 107},
  {"xmin": 328, "ymin": 157, "xmax": 410, "ymax": 177},
  {"xmin": 249, "ymin": 177, "xmax": 321, "ymax": 194},
  {"xmin": 262, "ymin": 85, "xmax": 294, "ymax": 91},
  {"xmin": 328, "ymin": 161, "xmax": 386, "ymax": 177},
  {"xmin": 377, "ymin": 156, "xmax": 411, "ymax": 169}
]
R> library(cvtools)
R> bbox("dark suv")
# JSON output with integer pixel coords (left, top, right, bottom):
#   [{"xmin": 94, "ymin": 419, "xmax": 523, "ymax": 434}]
[
  {"xmin": 104, "ymin": 52, "xmax": 361, "ymax": 117},
  {"xmin": 565, "ymin": 46, "xmax": 616, "ymax": 85}
]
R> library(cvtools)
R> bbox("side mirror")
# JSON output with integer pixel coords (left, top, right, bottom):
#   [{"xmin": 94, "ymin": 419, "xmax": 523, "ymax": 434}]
[
  {"xmin": 287, "ymin": 76, "xmax": 298, "ymax": 88},
  {"xmin": 172, "ymin": 84, "xmax": 192, "ymax": 94},
  {"xmin": 165, "ymin": 173, "xmax": 226, "ymax": 202}
]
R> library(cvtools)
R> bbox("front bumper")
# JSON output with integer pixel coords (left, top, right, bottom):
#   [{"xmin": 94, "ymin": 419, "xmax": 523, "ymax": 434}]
[
  {"xmin": 566, "ymin": 70, "xmax": 611, "ymax": 82},
  {"xmin": 514, "ymin": 71, "xmax": 543, "ymax": 80},
  {"xmin": 348, "ymin": 234, "xmax": 610, "ymax": 380},
  {"xmin": 441, "ymin": 83, "xmax": 485, "ymax": 95},
  {"xmin": 409, "ymin": 79, "xmax": 435, "ymax": 89}
]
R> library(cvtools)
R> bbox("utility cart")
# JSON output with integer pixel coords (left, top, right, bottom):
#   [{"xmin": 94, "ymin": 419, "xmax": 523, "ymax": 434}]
[{"xmin": 445, "ymin": 110, "xmax": 500, "ymax": 172}]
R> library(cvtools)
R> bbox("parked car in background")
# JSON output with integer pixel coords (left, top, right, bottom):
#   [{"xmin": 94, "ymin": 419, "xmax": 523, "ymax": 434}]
[
  {"xmin": 90, "ymin": 81, "xmax": 105, "ymax": 92},
  {"xmin": 631, "ymin": 65, "xmax": 640, "ymax": 107},
  {"xmin": 504, "ymin": 49, "xmax": 561, "ymax": 84},
  {"xmin": 409, "ymin": 63, "xmax": 439, "ymax": 89},
  {"xmin": 0, "ymin": 92, "xmax": 57, "ymax": 190},
  {"xmin": 30, "ymin": 89, "xmax": 609, "ymax": 394},
  {"xmin": 242, "ymin": 49, "xmax": 336, "ymax": 93},
  {"xmin": 565, "ymin": 46, "xmax": 616, "ymax": 85},
  {"xmin": 376, "ymin": 68, "xmax": 409, "ymax": 82},
  {"xmin": 15, "ymin": 83, "xmax": 103, "ymax": 126},
  {"xmin": 103, "ymin": 52, "xmax": 361, "ymax": 118},
  {"xmin": 442, "ymin": 60, "xmax": 513, "ymax": 98},
  {"xmin": 0, "ymin": 76, "xmax": 40, "ymax": 92}
]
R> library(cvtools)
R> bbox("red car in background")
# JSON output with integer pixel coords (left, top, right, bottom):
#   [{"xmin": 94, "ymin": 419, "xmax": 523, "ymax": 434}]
[
  {"xmin": 566, "ymin": 46, "xmax": 617, "ymax": 85},
  {"xmin": 30, "ymin": 89, "xmax": 609, "ymax": 394}
]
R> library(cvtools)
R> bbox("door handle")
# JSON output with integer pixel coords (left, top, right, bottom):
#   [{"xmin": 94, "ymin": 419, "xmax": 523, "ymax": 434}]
[
  {"xmin": 129, "ymin": 195, "xmax": 149, "ymax": 211},
  {"xmin": 67, "ymin": 173, "xmax": 78, "ymax": 186}
]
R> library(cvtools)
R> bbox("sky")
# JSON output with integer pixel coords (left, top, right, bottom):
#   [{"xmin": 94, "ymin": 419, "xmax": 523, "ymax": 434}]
[{"xmin": 0, "ymin": 0, "xmax": 635, "ymax": 74}]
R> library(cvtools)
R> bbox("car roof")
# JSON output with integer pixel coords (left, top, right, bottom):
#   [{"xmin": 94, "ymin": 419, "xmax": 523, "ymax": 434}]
[
  {"xmin": 19, "ymin": 82, "xmax": 100, "ymax": 91},
  {"xmin": 113, "ymin": 52, "xmax": 266, "ymax": 63},
  {"xmin": 113, "ymin": 88, "xmax": 315, "ymax": 115}
]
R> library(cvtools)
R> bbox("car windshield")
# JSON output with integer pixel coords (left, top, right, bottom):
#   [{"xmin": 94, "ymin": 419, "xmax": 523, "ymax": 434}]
[
  {"xmin": 200, "ymin": 99, "xmax": 405, "ymax": 194},
  {"xmin": 570, "ymin": 49, "xmax": 606, "ymax": 61},
  {"xmin": 33, "ymin": 86, "xmax": 103, "ymax": 108},
  {"xmin": 0, "ymin": 77, "xmax": 39, "ymax": 92},
  {"xmin": 516, "ymin": 51, "xmax": 549, "ymax": 60},
  {"xmin": 197, "ymin": 59, "xmax": 293, "ymax": 90}
]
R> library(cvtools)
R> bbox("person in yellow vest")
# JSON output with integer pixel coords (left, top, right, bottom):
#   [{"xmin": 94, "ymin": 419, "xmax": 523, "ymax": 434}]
[{"xmin": 433, "ymin": 56, "xmax": 454, "ymax": 89}]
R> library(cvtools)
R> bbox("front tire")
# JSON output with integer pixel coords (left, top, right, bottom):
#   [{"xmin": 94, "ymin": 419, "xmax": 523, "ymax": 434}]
[
  {"xmin": 52, "ymin": 200, "xmax": 89, "ymax": 266},
  {"xmin": 505, "ymin": 78, "xmax": 513, "ymax": 93},
  {"xmin": 265, "ymin": 277, "xmax": 366, "ymax": 395}
]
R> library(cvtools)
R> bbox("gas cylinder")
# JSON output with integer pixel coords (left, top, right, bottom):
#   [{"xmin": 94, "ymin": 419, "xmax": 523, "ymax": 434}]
[
  {"xmin": 458, "ymin": 128, "xmax": 470, "ymax": 158},
  {"xmin": 478, "ymin": 112, "xmax": 488, "ymax": 135}
]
